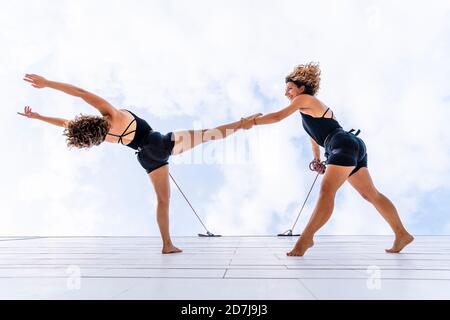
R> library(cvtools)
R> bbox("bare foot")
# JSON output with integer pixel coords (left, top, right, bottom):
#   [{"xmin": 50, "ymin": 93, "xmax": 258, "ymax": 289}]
[
  {"xmin": 287, "ymin": 238, "xmax": 314, "ymax": 257},
  {"xmin": 385, "ymin": 233, "xmax": 414, "ymax": 253},
  {"xmin": 162, "ymin": 244, "xmax": 183, "ymax": 254}
]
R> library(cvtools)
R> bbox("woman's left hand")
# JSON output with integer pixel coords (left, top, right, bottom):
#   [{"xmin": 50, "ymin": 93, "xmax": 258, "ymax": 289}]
[{"xmin": 23, "ymin": 74, "xmax": 49, "ymax": 89}]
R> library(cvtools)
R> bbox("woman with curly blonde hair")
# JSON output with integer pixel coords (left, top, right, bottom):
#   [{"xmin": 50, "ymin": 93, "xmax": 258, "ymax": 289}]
[
  {"xmin": 244, "ymin": 62, "xmax": 413, "ymax": 256},
  {"xmin": 19, "ymin": 74, "xmax": 261, "ymax": 254}
]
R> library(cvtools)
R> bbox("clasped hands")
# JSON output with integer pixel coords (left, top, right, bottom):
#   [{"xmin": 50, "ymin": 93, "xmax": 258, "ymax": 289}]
[{"xmin": 239, "ymin": 113, "xmax": 262, "ymax": 130}]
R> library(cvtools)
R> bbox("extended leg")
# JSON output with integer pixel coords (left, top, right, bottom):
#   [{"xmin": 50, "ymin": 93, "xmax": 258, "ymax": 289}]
[
  {"xmin": 347, "ymin": 168, "xmax": 413, "ymax": 253},
  {"xmin": 171, "ymin": 114, "xmax": 261, "ymax": 156}
]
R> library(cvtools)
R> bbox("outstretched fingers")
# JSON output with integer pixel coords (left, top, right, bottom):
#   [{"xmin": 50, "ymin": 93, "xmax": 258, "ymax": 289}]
[
  {"xmin": 17, "ymin": 106, "xmax": 34, "ymax": 118},
  {"xmin": 23, "ymin": 74, "xmax": 46, "ymax": 88},
  {"xmin": 23, "ymin": 74, "xmax": 36, "ymax": 82}
]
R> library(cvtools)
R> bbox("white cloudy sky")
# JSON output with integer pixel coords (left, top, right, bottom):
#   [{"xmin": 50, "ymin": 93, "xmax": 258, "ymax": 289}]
[{"xmin": 1, "ymin": 0, "xmax": 449, "ymax": 237}]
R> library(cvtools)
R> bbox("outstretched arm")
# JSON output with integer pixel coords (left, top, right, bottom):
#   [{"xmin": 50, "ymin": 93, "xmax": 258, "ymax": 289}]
[
  {"xmin": 18, "ymin": 106, "xmax": 69, "ymax": 128},
  {"xmin": 251, "ymin": 95, "xmax": 310, "ymax": 126},
  {"xmin": 23, "ymin": 74, "xmax": 118, "ymax": 118}
]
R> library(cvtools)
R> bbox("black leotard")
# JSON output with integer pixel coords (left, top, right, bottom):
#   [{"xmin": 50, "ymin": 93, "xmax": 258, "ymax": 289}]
[
  {"xmin": 300, "ymin": 108, "xmax": 342, "ymax": 147},
  {"xmin": 106, "ymin": 110, "xmax": 153, "ymax": 150},
  {"xmin": 300, "ymin": 107, "xmax": 368, "ymax": 176},
  {"xmin": 107, "ymin": 110, "xmax": 175, "ymax": 174}
]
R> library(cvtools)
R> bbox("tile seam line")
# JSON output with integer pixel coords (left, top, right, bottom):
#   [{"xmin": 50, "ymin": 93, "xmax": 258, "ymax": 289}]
[{"xmin": 296, "ymin": 278, "xmax": 319, "ymax": 300}]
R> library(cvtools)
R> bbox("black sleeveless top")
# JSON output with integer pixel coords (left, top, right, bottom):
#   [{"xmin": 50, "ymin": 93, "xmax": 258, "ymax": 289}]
[
  {"xmin": 106, "ymin": 109, "xmax": 153, "ymax": 150},
  {"xmin": 300, "ymin": 107, "xmax": 342, "ymax": 147}
]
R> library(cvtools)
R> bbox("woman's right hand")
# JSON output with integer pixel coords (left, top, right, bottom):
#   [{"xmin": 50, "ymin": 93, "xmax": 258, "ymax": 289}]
[
  {"xmin": 17, "ymin": 106, "xmax": 40, "ymax": 119},
  {"xmin": 23, "ymin": 74, "xmax": 49, "ymax": 89},
  {"xmin": 309, "ymin": 158, "xmax": 326, "ymax": 174}
]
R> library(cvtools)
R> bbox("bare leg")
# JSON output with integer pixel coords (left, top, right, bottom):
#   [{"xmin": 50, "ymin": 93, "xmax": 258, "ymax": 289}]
[
  {"xmin": 171, "ymin": 114, "xmax": 260, "ymax": 156},
  {"xmin": 287, "ymin": 165, "xmax": 355, "ymax": 256},
  {"xmin": 347, "ymin": 168, "xmax": 413, "ymax": 253},
  {"xmin": 148, "ymin": 164, "xmax": 182, "ymax": 254}
]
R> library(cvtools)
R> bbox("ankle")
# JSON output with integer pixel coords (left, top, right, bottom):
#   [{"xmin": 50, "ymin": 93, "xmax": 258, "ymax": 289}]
[
  {"xmin": 395, "ymin": 229, "xmax": 410, "ymax": 237},
  {"xmin": 300, "ymin": 234, "xmax": 314, "ymax": 242}
]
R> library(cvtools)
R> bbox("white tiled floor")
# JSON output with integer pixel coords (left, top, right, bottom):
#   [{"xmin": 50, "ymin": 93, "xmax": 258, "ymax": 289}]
[{"xmin": 0, "ymin": 235, "xmax": 449, "ymax": 299}]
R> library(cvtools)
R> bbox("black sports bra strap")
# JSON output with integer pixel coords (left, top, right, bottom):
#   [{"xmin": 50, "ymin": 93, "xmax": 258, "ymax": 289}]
[
  {"xmin": 321, "ymin": 107, "xmax": 330, "ymax": 118},
  {"xmin": 119, "ymin": 118, "xmax": 136, "ymax": 137},
  {"xmin": 120, "ymin": 130, "xmax": 136, "ymax": 137},
  {"xmin": 107, "ymin": 133, "xmax": 121, "ymax": 137},
  {"xmin": 107, "ymin": 118, "xmax": 136, "ymax": 145}
]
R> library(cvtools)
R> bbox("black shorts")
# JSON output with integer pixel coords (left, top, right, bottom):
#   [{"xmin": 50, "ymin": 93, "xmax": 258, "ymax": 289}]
[
  {"xmin": 324, "ymin": 129, "xmax": 368, "ymax": 176},
  {"xmin": 136, "ymin": 131, "xmax": 175, "ymax": 174}
]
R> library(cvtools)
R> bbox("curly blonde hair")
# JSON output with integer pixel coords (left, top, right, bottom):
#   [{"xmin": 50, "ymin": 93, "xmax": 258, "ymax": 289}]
[
  {"xmin": 63, "ymin": 114, "xmax": 111, "ymax": 149},
  {"xmin": 285, "ymin": 62, "xmax": 321, "ymax": 96}
]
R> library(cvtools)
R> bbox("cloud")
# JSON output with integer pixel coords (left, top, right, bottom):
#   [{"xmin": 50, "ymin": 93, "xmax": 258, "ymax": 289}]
[{"xmin": 1, "ymin": 0, "xmax": 449, "ymax": 237}]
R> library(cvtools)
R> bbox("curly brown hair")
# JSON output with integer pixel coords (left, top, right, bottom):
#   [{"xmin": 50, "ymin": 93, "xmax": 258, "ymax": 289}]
[
  {"xmin": 63, "ymin": 114, "xmax": 111, "ymax": 149},
  {"xmin": 285, "ymin": 62, "xmax": 321, "ymax": 96}
]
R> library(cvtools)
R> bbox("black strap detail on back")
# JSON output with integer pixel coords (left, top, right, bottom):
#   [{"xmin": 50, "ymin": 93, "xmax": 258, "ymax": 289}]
[
  {"xmin": 107, "ymin": 118, "xmax": 136, "ymax": 145},
  {"xmin": 348, "ymin": 128, "xmax": 361, "ymax": 136}
]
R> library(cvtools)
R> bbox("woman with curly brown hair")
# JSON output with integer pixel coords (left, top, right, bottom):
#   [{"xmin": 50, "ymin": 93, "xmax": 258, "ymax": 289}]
[
  {"xmin": 245, "ymin": 62, "xmax": 414, "ymax": 256},
  {"xmin": 19, "ymin": 74, "xmax": 261, "ymax": 254}
]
